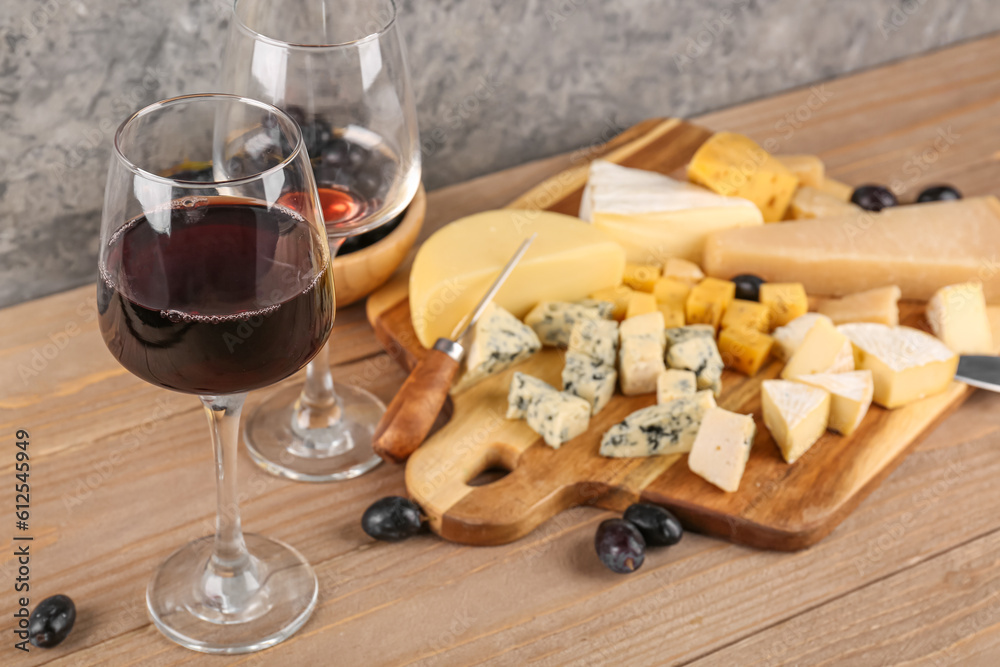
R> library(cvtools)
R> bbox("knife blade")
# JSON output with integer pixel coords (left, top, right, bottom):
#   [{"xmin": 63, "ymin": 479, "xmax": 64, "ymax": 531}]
[{"xmin": 956, "ymin": 355, "xmax": 1000, "ymax": 392}]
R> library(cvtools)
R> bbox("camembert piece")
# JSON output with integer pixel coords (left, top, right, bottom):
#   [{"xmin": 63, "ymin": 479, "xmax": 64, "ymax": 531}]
[
  {"xmin": 720, "ymin": 299, "xmax": 770, "ymax": 333},
  {"xmin": 761, "ymin": 380, "xmax": 831, "ymax": 464},
  {"xmin": 623, "ymin": 263, "xmax": 661, "ymax": 292},
  {"xmin": 625, "ymin": 291, "xmax": 659, "ymax": 320},
  {"xmin": 687, "ymin": 408, "xmax": 757, "ymax": 493},
  {"xmin": 795, "ymin": 370, "xmax": 874, "ymax": 436},
  {"xmin": 600, "ymin": 391, "xmax": 717, "ymax": 458},
  {"xmin": 776, "ymin": 154, "xmax": 825, "ymax": 188},
  {"xmin": 839, "ymin": 324, "xmax": 959, "ymax": 408},
  {"xmin": 816, "ymin": 286, "xmax": 901, "ymax": 326},
  {"xmin": 562, "ymin": 351, "xmax": 618, "ymax": 416},
  {"xmin": 657, "ymin": 369, "xmax": 697, "ymax": 404},
  {"xmin": 580, "ymin": 160, "xmax": 764, "ymax": 264},
  {"xmin": 771, "ymin": 313, "xmax": 834, "ymax": 361},
  {"xmin": 759, "ymin": 283, "xmax": 808, "ymax": 328},
  {"xmin": 788, "ymin": 185, "xmax": 860, "ymax": 220},
  {"xmin": 781, "ymin": 318, "xmax": 854, "ymax": 379},
  {"xmin": 457, "ymin": 303, "xmax": 541, "ymax": 390},
  {"xmin": 667, "ymin": 337, "xmax": 724, "ymax": 396},
  {"xmin": 718, "ymin": 327, "xmax": 774, "ymax": 376},
  {"xmin": 703, "ymin": 198, "xmax": 1000, "ymax": 301},
  {"xmin": 410, "ymin": 209, "xmax": 625, "ymax": 347},
  {"xmin": 686, "ymin": 277, "xmax": 736, "ymax": 330},
  {"xmin": 589, "ymin": 285, "xmax": 633, "ymax": 321},
  {"xmin": 525, "ymin": 301, "xmax": 611, "ymax": 348},
  {"xmin": 662, "ymin": 258, "xmax": 706, "ymax": 286},
  {"xmin": 926, "ymin": 282, "xmax": 994, "ymax": 354},
  {"xmin": 568, "ymin": 318, "xmax": 619, "ymax": 367},
  {"xmin": 688, "ymin": 132, "xmax": 800, "ymax": 222}
]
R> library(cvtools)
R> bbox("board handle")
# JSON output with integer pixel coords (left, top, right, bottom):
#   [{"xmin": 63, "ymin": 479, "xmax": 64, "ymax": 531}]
[{"xmin": 373, "ymin": 339, "xmax": 461, "ymax": 463}]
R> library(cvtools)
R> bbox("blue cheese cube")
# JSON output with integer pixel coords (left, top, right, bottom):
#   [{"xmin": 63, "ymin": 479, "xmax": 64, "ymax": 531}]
[
  {"xmin": 600, "ymin": 390, "xmax": 717, "ymax": 458},
  {"xmin": 456, "ymin": 303, "xmax": 541, "ymax": 391},
  {"xmin": 525, "ymin": 388, "xmax": 591, "ymax": 449},
  {"xmin": 562, "ymin": 351, "xmax": 617, "ymax": 415},
  {"xmin": 666, "ymin": 336, "xmax": 724, "ymax": 396},
  {"xmin": 687, "ymin": 407, "xmax": 756, "ymax": 492},
  {"xmin": 665, "ymin": 324, "xmax": 715, "ymax": 349},
  {"xmin": 568, "ymin": 318, "xmax": 619, "ymax": 367},
  {"xmin": 524, "ymin": 301, "xmax": 611, "ymax": 347},
  {"xmin": 506, "ymin": 372, "xmax": 556, "ymax": 419},
  {"xmin": 656, "ymin": 369, "xmax": 697, "ymax": 404}
]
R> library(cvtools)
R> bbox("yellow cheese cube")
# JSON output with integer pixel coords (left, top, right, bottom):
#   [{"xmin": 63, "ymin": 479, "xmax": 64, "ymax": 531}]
[
  {"xmin": 776, "ymin": 154, "xmax": 825, "ymax": 188},
  {"xmin": 759, "ymin": 283, "xmax": 808, "ymax": 328},
  {"xmin": 622, "ymin": 263, "xmax": 661, "ymax": 292},
  {"xmin": 662, "ymin": 258, "xmax": 705, "ymax": 285},
  {"xmin": 657, "ymin": 302, "xmax": 686, "ymax": 328},
  {"xmin": 720, "ymin": 299, "xmax": 771, "ymax": 333},
  {"xmin": 653, "ymin": 277, "xmax": 692, "ymax": 308},
  {"xmin": 719, "ymin": 327, "xmax": 774, "ymax": 376},
  {"xmin": 626, "ymin": 291, "xmax": 658, "ymax": 319},
  {"xmin": 685, "ymin": 278, "xmax": 736, "ymax": 330},
  {"xmin": 788, "ymin": 186, "xmax": 861, "ymax": 220},
  {"xmin": 688, "ymin": 132, "xmax": 800, "ymax": 222},
  {"xmin": 815, "ymin": 177, "xmax": 854, "ymax": 202},
  {"xmin": 590, "ymin": 285, "xmax": 634, "ymax": 321}
]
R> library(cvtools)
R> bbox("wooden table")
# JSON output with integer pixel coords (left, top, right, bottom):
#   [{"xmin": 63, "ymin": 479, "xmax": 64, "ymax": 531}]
[{"xmin": 4, "ymin": 34, "xmax": 1000, "ymax": 666}]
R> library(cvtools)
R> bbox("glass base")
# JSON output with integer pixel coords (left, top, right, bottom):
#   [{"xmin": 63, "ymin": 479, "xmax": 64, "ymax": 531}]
[
  {"xmin": 244, "ymin": 382, "xmax": 384, "ymax": 482},
  {"xmin": 146, "ymin": 534, "xmax": 317, "ymax": 654}
]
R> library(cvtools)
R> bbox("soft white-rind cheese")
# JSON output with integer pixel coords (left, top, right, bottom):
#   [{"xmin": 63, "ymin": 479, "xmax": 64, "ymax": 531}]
[
  {"xmin": 771, "ymin": 313, "xmax": 833, "ymax": 362},
  {"xmin": 795, "ymin": 370, "xmax": 874, "ymax": 436},
  {"xmin": 761, "ymin": 380, "xmax": 831, "ymax": 463}
]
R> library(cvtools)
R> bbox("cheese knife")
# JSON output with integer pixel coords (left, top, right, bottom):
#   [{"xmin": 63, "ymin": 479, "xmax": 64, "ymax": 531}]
[
  {"xmin": 956, "ymin": 355, "xmax": 1000, "ymax": 392},
  {"xmin": 372, "ymin": 235, "xmax": 537, "ymax": 463}
]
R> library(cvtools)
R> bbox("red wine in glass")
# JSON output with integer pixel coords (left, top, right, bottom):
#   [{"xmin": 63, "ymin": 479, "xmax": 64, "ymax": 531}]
[{"xmin": 98, "ymin": 197, "xmax": 334, "ymax": 395}]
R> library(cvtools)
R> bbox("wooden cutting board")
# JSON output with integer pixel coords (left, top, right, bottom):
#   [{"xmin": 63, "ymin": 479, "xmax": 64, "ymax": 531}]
[{"xmin": 366, "ymin": 118, "xmax": 977, "ymax": 551}]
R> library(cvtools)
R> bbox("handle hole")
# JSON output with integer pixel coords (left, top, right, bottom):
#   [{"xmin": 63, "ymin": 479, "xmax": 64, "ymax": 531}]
[{"xmin": 467, "ymin": 465, "xmax": 510, "ymax": 487}]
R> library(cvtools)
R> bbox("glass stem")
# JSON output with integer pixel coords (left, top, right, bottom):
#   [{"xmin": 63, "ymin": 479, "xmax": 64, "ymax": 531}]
[{"xmin": 201, "ymin": 393, "xmax": 258, "ymax": 612}]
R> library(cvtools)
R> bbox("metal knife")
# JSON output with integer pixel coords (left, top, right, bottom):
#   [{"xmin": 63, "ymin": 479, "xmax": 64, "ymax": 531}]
[{"xmin": 956, "ymin": 356, "xmax": 1000, "ymax": 392}]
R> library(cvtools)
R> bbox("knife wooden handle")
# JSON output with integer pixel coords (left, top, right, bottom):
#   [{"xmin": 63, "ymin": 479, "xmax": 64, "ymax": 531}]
[{"xmin": 373, "ymin": 340, "xmax": 462, "ymax": 463}]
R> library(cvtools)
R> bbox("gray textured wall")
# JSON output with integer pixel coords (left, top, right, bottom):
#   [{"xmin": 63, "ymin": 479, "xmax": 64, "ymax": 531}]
[{"xmin": 2, "ymin": 0, "xmax": 999, "ymax": 307}]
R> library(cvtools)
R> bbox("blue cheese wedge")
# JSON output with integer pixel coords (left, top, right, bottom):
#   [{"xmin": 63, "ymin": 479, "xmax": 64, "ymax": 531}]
[
  {"xmin": 657, "ymin": 369, "xmax": 697, "ymax": 404},
  {"xmin": 524, "ymin": 387, "xmax": 591, "ymax": 448},
  {"xmin": 506, "ymin": 372, "xmax": 556, "ymax": 419},
  {"xmin": 687, "ymin": 407, "xmax": 756, "ymax": 492},
  {"xmin": 568, "ymin": 318, "xmax": 619, "ymax": 367},
  {"xmin": 666, "ymin": 337, "xmax": 724, "ymax": 396},
  {"xmin": 664, "ymin": 324, "xmax": 715, "ymax": 349},
  {"xmin": 524, "ymin": 301, "xmax": 611, "ymax": 347},
  {"xmin": 599, "ymin": 390, "xmax": 717, "ymax": 458},
  {"xmin": 562, "ymin": 351, "xmax": 617, "ymax": 415},
  {"xmin": 456, "ymin": 303, "xmax": 541, "ymax": 391}
]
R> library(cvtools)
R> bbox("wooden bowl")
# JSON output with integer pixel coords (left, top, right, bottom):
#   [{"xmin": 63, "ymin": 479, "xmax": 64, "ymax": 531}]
[{"xmin": 333, "ymin": 184, "xmax": 426, "ymax": 307}]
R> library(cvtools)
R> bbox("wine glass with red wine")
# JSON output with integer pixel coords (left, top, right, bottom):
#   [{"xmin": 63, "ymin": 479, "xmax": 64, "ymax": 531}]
[
  {"xmin": 98, "ymin": 93, "xmax": 333, "ymax": 653},
  {"xmin": 221, "ymin": 0, "xmax": 420, "ymax": 482}
]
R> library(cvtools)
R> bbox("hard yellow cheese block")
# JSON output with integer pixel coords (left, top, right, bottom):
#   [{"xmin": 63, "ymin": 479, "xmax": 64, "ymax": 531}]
[
  {"xmin": 926, "ymin": 282, "xmax": 994, "ymax": 354},
  {"xmin": 623, "ymin": 263, "xmax": 661, "ymax": 292},
  {"xmin": 780, "ymin": 317, "xmax": 854, "ymax": 379},
  {"xmin": 686, "ymin": 277, "xmax": 736, "ymax": 330},
  {"xmin": 761, "ymin": 380, "xmax": 831, "ymax": 464},
  {"xmin": 703, "ymin": 198, "xmax": 1000, "ymax": 301},
  {"xmin": 720, "ymin": 299, "xmax": 770, "ymax": 332},
  {"xmin": 590, "ymin": 285, "xmax": 634, "ymax": 321},
  {"xmin": 410, "ymin": 210, "xmax": 626, "ymax": 347},
  {"xmin": 626, "ymin": 292, "xmax": 658, "ymax": 319},
  {"xmin": 838, "ymin": 324, "xmax": 958, "ymax": 409},
  {"xmin": 816, "ymin": 286, "xmax": 901, "ymax": 326},
  {"xmin": 776, "ymin": 155, "xmax": 825, "ymax": 188},
  {"xmin": 719, "ymin": 327, "xmax": 774, "ymax": 376},
  {"xmin": 759, "ymin": 283, "xmax": 808, "ymax": 328},
  {"xmin": 581, "ymin": 160, "xmax": 764, "ymax": 264},
  {"xmin": 688, "ymin": 132, "xmax": 800, "ymax": 222},
  {"xmin": 795, "ymin": 370, "xmax": 874, "ymax": 436}
]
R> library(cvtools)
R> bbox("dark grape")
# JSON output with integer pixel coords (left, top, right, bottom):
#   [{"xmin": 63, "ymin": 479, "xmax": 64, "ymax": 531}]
[
  {"xmin": 595, "ymin": 518, "xmax": 645, "ymax": 573},
  {"xmin": 361, "ymin": 496, "xmax": 424, "ymax": 542},
  {"xmin": 732, "ymin": 274, "xmax": 765, "ymax": 302},
  {"xmin": 29, "ymin": 595, "xmax": 76, "ymax": 649},
  {"xmin": 623, "ymin": 503, "xmax": 684, "ymax": 547},
  {"xmin": 850, "ymin": 185, "xmax": 898, "ymax": 212},
  {"xmin": 917, "ymin": 185, "xmax": 962, "ymax": 203}
]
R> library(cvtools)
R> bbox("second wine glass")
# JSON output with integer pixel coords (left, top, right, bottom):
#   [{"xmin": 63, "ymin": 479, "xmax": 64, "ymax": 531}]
[{"xmin": 222, "ymin": 0, "xmax": 421, "ymax": 481}]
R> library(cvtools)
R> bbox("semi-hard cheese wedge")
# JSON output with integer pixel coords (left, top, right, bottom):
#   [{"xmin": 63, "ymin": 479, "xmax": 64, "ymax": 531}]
[
  {"xmin": 780, "ymin": 317, "xmax": 854, "ymax": 379},
  {"xmin": 688, "ymin": 408, "xmax": 757, "ymax": 493},
  {"xmin": 657, "ymin": 369, "xmax": 697, "ymax": 404},
  {"xmin": 771, "ymin": 313, "xmax": 833, "ymax": 361},
  {"xmin": 776, "ymin": 154, "xmax": 825, "ymax": 188},
  {"xmin": 562, "ymin": 351, "xmax": 618, "ymax": 416},
  {"xmin": 568, "ymin": 318, "xmax": 619, "ymax": 367},
  {"xmin": 600, "ymin": 391, "xmax": 717, "ymax": 458},
  {"xmin": 525, "ymin": 301, "xmax": 612, "ymax": 348},
  {"xmin": 688, "ymin": 132, "xmax": 800, "ymax": 222},
  {"xmin": 795, "ymin": 370, "xmax": 874, "ymax": 436},
  {"xmin": 456, "ymin": 303, "xmax": 541, "ymax": 391},
  {"xmin": 703, "ymin": 197, "xmax": 1000, "ymax": 301},
  {"xmin": 410, "ymin": 209, "xmax": 626, "ymax": 347},
  {"xmin": 579, "ymin": 160, "xmax": 764, "ymax": 264},
  {"xmin": 761, "ymin": 380, "xmax": 831, "ymax": 464},
  {"xmin": 926, "ymin": 282, "xmax": 994, "ymax": 354},
  {"xmin": 788, "ymin": 185, "xmax": 860, "ymax": 220},
  {"xmin": 816, "ymin": 286, "xmax": 901, "ymax": 326},
  {"xmin": 667, "ymin": 337, "xmax": 724, "ymax": 396},
  {"xmin": 838, "ymin": 324, "xmax": 959, "ymax": 408}
]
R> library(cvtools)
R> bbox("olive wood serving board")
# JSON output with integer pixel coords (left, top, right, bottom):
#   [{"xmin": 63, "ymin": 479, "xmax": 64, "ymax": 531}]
[{"xmin": 367, "ymin": 118, "xmax": 980, "ymax": 551}]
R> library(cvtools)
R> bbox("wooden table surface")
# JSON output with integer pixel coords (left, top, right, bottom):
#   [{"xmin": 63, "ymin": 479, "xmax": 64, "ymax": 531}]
[{"xmin": 4, "ymin": 34, "xmax": 1000, "ymax": 667}]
